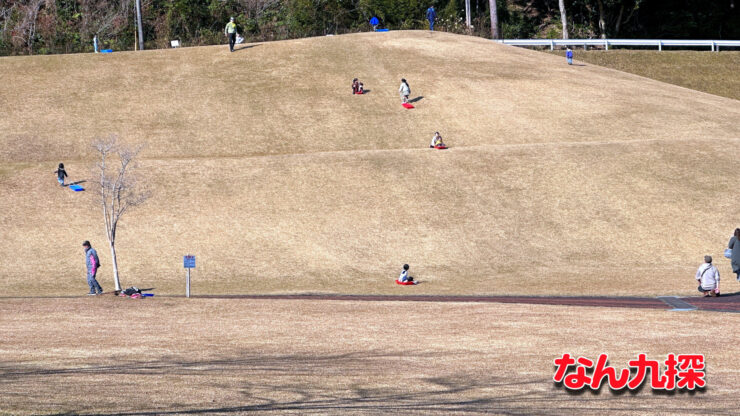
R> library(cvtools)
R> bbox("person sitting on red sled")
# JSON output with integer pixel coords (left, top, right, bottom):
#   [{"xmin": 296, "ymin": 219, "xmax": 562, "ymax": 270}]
[
  {"xmin": 397, "ymin": 264, "xmax": 416, "ymax": 284},
  {"xmin": 352, "ymin": 78, "xmax": 365, "ymax": 94},
  {"xmin": 430, "ymin": 132, "xmax": 447, "ymax": 149}
]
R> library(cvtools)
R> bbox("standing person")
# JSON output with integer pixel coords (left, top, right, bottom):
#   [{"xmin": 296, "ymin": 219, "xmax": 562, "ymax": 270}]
[
  {"xmin": 729, "ymin": 228, "xmax": 740, "ymax": 281},
  {"xmin": 54, "ymin": 163, "xmax": 68, "ymax": 186},
  {"xmin": 399, "ymin": 78, "xmax": 410, "ymax": 103},
  {"xmin": 224, "ymin": 17, "xmax": 237, "ymax": 52},
  {"xmin": 426, "ymin": 6, "xmax": 437, "ymax": 31},
  {"xmin": 83, "ymin": 241, "xmax": 103, "ymax": 295},
  {"xmin": 695, "ymin": 255, "xmax": 720, "ymax": 297},
  {"xmin": 566, "ymin": 48, "xmax": 573, "ymax": 65}
]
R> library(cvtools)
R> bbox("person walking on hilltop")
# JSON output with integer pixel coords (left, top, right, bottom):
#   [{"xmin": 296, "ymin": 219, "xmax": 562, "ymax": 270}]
[
  {"xmin": 83, "ymin": 240, "xmax": 103, "ymax": 295},
  {"xmin": 426, "ymin": 6, "xmax": 437, "ymax": 31},
  {"xmin": 225, "ymin": 17, "xmax": 238, "ymax": 52},
  {"xmin": 729, "ymin": 228, "xmax": 740, "ymax": 281}
]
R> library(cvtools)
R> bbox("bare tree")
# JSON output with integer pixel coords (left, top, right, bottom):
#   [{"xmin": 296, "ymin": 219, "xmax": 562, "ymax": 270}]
[
  {"xmin": 489, "ymin": 0, "xmax": 498, "ymax": 39},
  {"xmin": 7, "ymin": 0, "xmax": 45, "ymax": 54},
  {"xmin": 92, "ymin": 135, "xmax": 150, "ymax": 292},
  {"xmin": 79, "ymin": 0, "xmax": 132, "ymax": 45},
  {"xmin": 559, "ymin": 0, "xmax": 568, "ymax": 39},
  {"xmin": 596, "ymin": 0, "xmax": 606, "ymax": 38},
  {"xmin": 236, "ymin": 0, "xmax": 281, "ymax": 20}
]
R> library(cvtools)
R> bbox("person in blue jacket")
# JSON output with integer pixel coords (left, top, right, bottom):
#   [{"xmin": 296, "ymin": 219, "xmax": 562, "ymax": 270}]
[
  {"xmin": 566, "ymin": 48, "xmax": 573, "ymax": 65},
  {"xmin": 426, "ymin": 6, "xmax": 437, "ymax": 31},
  {"xmin": 370, "ymin": 16, "xmax": 379, "ymax": 31}
]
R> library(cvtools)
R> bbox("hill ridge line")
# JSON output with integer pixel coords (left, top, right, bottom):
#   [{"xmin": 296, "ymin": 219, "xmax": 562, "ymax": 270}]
[
  {"xmin": 6, "ymin": 136, "xmax": 738, "ymax": 165},
  {"xmin": 135, "ymin": 136, "xmax": 740, "ymax": 161}
]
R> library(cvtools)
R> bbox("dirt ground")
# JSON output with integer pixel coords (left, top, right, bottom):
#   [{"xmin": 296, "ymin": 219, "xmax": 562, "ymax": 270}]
[{"xmin": 1, "ymin": 298, "xmax": 738, "ymax": 415}]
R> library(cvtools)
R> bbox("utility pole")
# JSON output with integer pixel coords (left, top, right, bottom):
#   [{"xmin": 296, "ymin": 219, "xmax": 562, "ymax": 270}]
[
  {"xmin": 135, "ymin": 0, "xmax": 144, "ymax": 50},
  {"xmin": 465, "ymin": 0, "xmax": 472, "ymax": 28}
]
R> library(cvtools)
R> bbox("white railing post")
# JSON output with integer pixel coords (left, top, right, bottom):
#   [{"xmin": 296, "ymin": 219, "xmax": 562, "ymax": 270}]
[{"xmin": 493, "ymin": 38, "xmax": 740, "ymax": 51}]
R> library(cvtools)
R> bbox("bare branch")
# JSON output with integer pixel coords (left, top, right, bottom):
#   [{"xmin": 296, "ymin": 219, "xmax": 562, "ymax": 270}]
[{"xmin": 91, "ymin": 134, "xmax": 150, "ymax": 291}]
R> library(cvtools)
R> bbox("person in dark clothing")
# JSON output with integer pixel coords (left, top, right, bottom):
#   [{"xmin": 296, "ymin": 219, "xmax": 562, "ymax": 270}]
[
  {"xmin": 83, "ymin": 240, "xmax": 103, "ymax": 295},
  {"xmin": 426, "ymin": 6, "xmax": 437, "ymax": 31},
  {"xmin": 729, "ymin": 228, "xmax": 740, "ymax": 281},
  {"xmin": 54, "ymin": 163, "xmax": 68, "ymax": 186}
]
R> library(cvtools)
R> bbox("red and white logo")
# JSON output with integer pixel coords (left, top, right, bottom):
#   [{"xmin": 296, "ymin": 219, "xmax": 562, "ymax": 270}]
[{"xmin": 553, "ymin": 353, "xmax": 706, "ymax": 391}]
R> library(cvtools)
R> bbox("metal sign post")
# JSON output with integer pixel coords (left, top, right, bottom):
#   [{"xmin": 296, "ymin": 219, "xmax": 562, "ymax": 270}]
[{"xmin": 183, "ymin": 255, "xmax": 195, "ymax": 297}]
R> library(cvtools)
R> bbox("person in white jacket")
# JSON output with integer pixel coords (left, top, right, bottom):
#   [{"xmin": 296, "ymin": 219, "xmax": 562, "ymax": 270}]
[
  {"xmin": 399, "ymin": 79, "xmax": 410, "ymax": 103},
  {"xmin": 430, "ymin": 132, "xmax": 445, "ymax": 148},
  {"xmin": 399, "ymin": 264, "xmax": 414, "ymax": 283},
  {"xmin": 696, "ymin": 255, "xmax": 720, "ymax": 297}
]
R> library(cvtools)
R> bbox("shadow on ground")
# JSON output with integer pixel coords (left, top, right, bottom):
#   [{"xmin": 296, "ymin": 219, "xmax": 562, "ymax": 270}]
[{"xmin": 1, "ymin": 351, "xmax": 731, "ymax": 415}]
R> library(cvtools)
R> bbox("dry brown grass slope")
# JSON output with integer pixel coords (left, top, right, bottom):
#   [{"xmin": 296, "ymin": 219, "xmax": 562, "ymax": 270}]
[
  {"xmin": 548, "ymin": 50, "xmax": 740, "ymax": 101},
  {"xmin": 0, "ymin": 31, "xmax": 739, "ymax": 296}
]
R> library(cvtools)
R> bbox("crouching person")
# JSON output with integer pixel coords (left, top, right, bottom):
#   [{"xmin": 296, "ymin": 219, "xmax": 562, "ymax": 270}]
[{"xmin": 696, "ymin": 255, "xmax": 720, "ymax": 297}]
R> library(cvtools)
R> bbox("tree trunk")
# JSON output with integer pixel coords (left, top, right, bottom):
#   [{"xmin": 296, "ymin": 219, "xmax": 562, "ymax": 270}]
[
  {"xmin": 596, "ymin": 0, "xmax": 606, "ymax": 39},
  {"xmin": 615, "ymin": 3, "xmax": 625, "ymax": 37},
  {"xmin": 489, "ymin": 0, "xmax": 499, "ymax": 39},
  {"xmin": 135, "ymin": 0, "xmax": 144, "ymax": 50},
  {"xmin": 465, "ymin": 0, "xmax": 472, "ymax": 28},
  {"xmin": 109, "ymin": 240, "xmax": 121, "ymax": 291},
  {"xmin": 559, "ymin": 0, "xmax": 568, "ymax": 39}
]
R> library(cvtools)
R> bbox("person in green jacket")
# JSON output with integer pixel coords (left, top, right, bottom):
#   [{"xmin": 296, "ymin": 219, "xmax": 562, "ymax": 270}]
[{"xmin": 225, "ymin": 17, "xmax": 237, "ymax": 52}]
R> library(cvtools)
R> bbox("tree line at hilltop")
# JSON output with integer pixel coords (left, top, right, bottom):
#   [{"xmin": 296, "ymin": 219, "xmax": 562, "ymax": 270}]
[{"xmin": 1, "ymin": 0, "xmax": 737, "ymax": 55}]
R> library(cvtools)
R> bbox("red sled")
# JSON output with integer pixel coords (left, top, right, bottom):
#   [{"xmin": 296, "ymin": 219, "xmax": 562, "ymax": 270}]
[
  {"xmin": 356, "ymin": 90, "xmax": 364, "ymax": 95},
  {"xmin": 395, "ymin": 279, "xmax": 416, "ymax": 285},
  {"xmin": 402, "ymin": 103, "xmax": 414, "ymax": 109},
  {"xmin": 434, "ymin": 145, "xmax": 448, "ymax": 150}
]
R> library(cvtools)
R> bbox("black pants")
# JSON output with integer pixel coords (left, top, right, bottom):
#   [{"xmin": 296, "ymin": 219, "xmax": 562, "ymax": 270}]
[{"xmin": 228, "ymin": 33, "xmax": 236, "ymax": 52}]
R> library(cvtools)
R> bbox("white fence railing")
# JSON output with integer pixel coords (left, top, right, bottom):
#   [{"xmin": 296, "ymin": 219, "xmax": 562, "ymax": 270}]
[{"xmin": 495, "ymin": 38, "xmax": 740, "ymax": 52}]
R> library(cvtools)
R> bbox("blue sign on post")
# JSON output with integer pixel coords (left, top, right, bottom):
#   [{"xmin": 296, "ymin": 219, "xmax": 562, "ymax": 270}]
[{"xmin": 184, "ymin": 255, "xmax": 195, "ymax": 298}]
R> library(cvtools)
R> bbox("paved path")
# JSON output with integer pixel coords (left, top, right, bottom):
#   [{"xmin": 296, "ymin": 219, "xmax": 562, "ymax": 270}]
[
  {"xmin": 4, "ymin": 293, "xmax": 738, "ymax": 313},
  {"xmin": 193, "ymin": 294, "xmax": 740, "ymax": 313}
]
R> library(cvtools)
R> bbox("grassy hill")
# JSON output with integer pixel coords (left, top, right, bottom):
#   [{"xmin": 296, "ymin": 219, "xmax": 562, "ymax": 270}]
[
  {"xmin": 1, "ymin": 31, "xmax": 739, "ymax": 297},
  {"xmin": 548, "ymin": 49, "xmax": 740, "ymax": 101}
]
